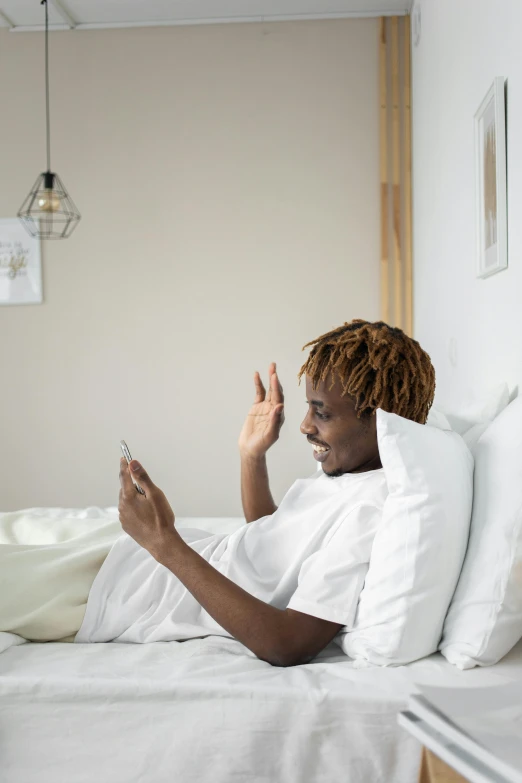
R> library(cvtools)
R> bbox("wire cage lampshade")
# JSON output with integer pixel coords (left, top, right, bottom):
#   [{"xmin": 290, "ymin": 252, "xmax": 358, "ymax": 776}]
[
  {"xmin": 17, "ymin": 0, "xmax": 81, "ymax": 239},
  {"xmin": 18, "ymin": 171, "xmax": 81, "ymax": 239}
]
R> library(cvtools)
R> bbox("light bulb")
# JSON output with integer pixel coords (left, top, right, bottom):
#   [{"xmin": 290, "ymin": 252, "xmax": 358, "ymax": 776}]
[{"xmin": 37, "ymin": 189, "xmax": 61, "ymax": 213}]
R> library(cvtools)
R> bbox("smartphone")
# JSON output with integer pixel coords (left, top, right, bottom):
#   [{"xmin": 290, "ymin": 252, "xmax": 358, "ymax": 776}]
[{"xmin": 120, "ymin": 439, "xmax": 146, "ymax": 495}]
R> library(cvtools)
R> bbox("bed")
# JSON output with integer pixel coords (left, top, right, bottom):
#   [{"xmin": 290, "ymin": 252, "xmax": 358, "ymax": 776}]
[{"xmin": 2, "ymin": 512, "xmax": 522, "ymax": 783}]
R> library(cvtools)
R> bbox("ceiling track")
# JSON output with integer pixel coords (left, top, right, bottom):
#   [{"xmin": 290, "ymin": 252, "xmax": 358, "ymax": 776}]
[
  {"xmin": 0, "ymin": 8, "xmax": 14, "ymax": 27},
  {"xmin": 3, "ymin": 9, "xmax": 409, "ymax": 33},
  {"xmin": 49, "ymin": 0, "xmax": 77, "ymax": 29}
]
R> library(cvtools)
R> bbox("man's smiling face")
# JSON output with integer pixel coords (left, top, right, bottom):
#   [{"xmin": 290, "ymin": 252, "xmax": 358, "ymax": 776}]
[{"xmin": 301, "ymin": 375, "xmax": 382, "ymax": 477}]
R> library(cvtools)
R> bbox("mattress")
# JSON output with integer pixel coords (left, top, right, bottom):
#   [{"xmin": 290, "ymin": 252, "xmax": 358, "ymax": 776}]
[{"xmin": 2, "ymin": 511, "xmax": 522, "ymax": 783}]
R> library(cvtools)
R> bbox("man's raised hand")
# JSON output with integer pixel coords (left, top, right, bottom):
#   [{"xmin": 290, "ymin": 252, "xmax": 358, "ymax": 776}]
[{"xmin": 238, "ymin": 362, "xmax": 285, "ymax": 460}]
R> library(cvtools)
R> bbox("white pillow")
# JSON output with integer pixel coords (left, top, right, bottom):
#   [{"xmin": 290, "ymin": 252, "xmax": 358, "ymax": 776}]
[
  {"xmin": 426, "ymin": 406, "xmax": 452, "ymax": 431},
  {"xmin": 433, "ymin": 383, "xmax": 510, "ymax": 455},
  {"xmin": 440, "ymin": 395, "xmax": 522, "ymax": 669},
  {"xmin": 337, "ymin": 409, "xmax": 473, "ymax": 666}
]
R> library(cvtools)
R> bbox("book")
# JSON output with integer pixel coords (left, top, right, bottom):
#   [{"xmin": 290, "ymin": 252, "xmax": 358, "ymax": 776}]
[{"xmin": 399, "ymin": 682, "xmax": 522, "ymax": 783}]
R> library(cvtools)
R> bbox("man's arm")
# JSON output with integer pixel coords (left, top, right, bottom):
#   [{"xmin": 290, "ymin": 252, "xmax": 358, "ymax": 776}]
[
  {"xmin": 240, "ymin": 454, "xmax": 277, "ymax": 523},
  {"xmin": 156, "ymin": 535, "xmax": 342, "ymax": 667},
  {"xmin": 238, "ymin": 363, "xmax": 285, "ymax": 523},
  {"xmin": 119, "ymin": 459, "xmax": 342, "ymax": 667}
]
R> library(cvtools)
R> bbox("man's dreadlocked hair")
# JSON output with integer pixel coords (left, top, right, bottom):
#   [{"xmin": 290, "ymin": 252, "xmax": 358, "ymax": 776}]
[{"xmin": 298, "ymin": 319, "xmax": 435, "ymax": 424}]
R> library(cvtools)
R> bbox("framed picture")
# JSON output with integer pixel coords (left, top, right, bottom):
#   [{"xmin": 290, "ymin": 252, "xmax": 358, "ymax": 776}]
[
  {"xmin": 475, "ymin": 77, "xmax": 507, "ymax": 279},
  {"xmin": 0, "ymin": 218, "xmax": 43, "ymax": 305}
]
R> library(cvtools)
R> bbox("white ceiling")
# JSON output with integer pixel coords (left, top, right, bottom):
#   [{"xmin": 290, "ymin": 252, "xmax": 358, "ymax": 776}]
[{"xmin": 0, "ymin": 0, "xmax": 411, "ymax": 32}]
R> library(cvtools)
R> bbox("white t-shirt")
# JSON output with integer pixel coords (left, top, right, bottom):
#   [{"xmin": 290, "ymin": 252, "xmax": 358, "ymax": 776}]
[{"xmin": 75, "ymin": 468, "xmax": 387, "ymax": 644}]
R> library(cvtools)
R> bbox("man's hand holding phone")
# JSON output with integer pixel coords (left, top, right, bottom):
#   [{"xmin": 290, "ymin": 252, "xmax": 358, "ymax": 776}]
[
  {"xmin": 120, "ymin": 440, "xmax": 146, "ymax": 494},
  {"xmin": 118, "ymin": 446, "xmax": 179, "ymax": 562}
]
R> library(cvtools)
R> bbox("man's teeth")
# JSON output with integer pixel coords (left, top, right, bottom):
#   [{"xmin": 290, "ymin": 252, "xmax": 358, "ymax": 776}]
[{"xmin": 312, "ymin": 443, "xmax": 329, "ymax": 452}]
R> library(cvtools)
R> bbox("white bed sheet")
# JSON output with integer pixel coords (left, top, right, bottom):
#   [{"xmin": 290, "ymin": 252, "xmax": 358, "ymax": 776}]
[
  {"xmin": 3, "ymin": 638, "xmax": 522, "ymax": 783},
  {"xmin": 2, "ymin": 511, "xmax": 522, "ymax": 783}
]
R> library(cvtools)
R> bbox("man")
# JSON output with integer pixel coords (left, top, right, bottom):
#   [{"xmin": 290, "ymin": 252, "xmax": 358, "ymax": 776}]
[{"xmin": 1, "ymin": 320, "xmax": 435, "ymax": 666}]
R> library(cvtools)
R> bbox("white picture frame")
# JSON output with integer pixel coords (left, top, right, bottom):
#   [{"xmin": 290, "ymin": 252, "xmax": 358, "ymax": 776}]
[
  {"xmin": 0, "ymin": 218, "xmax": 43, "ymax": 305},
  {"xmin": 475, "ymin": 77, "xmax": 507, "ymax": 279}
]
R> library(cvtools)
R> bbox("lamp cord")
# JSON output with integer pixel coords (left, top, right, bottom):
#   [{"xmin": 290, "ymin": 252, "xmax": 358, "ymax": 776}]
[{"xmin": 42, "ymin": 0, "xmax": 51, "ymax": 173}]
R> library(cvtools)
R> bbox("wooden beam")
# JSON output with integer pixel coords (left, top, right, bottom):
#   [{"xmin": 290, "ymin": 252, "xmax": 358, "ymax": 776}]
[
  {"xmin": 403, "ymin": 15, "xmax": 413, "ymax": 336},
  {"xmin": 391, "ymin": 16, "xmax": 402, "ymax": 329},
  {"xmin": 380, "ymin": 18, "xmax": 390, "ymax": 324}
]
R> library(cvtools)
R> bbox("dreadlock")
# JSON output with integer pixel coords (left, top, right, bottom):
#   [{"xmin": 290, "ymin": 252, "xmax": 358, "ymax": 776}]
[{"xmin": 298, "ymin": 319, "xmax": 435, "ymax": 424}]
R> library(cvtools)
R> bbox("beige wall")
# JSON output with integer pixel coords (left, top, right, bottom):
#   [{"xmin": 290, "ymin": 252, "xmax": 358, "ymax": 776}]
[{"xmin": 0, "ymin": 19, "xmax": 379, "ymax": 515}]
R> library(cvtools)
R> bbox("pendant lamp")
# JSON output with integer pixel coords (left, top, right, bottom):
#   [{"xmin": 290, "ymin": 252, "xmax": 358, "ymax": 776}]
[{"xmin": 18, "ymin": 0, "xmax": 81, "ymax": 239}]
